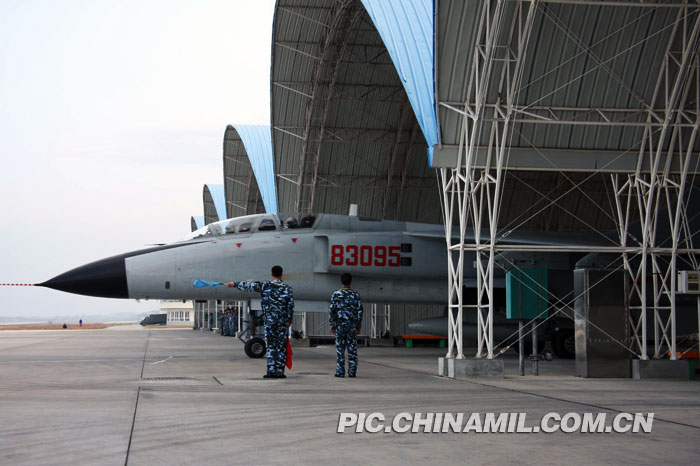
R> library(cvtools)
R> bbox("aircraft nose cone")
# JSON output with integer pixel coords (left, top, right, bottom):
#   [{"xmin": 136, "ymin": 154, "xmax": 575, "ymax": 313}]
[{"xmin": 37, "ymin": 255, "xmax": 129, "ymax": 298}]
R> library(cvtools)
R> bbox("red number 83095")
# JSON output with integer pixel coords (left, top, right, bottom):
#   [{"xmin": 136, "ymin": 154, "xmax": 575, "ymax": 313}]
[{"xmin": 330, "ymin": 245, "xmax": 400, "ymax": 267}]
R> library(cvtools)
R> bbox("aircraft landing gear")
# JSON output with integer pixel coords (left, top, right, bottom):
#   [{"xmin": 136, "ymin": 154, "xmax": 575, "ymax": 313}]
[
  {"xmin": 244, "ymin": 337, "xmax": 266, "ymax": 358},
  {"xmin": 238, "ymin": 305, "xmax": 266, "ymax": 358}
]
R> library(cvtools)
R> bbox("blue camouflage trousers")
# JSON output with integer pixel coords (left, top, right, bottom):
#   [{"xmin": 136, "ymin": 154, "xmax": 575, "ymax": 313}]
[
  {"xmin": 335, "ymin": 323, "xmax": 358, "ymax": 376},
  {"xmin": 230, "ymin": 314, "xmax": 238, "ymax": 335},
  {"xmin": 265, "ymin": 322, "xmax": 288, "ymax": 374}
]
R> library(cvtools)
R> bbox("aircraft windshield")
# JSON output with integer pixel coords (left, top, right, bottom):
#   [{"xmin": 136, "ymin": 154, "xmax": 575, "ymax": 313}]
[
  {"xmin": 184, "ymin": 214, "xmax": 280, "ymax": 240},
  {"xmin": 280, "ymin": 213, "xmax": 317, "ymax": 229}
]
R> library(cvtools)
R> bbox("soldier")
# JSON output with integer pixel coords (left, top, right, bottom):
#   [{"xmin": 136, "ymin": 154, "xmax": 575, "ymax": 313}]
[
  {"xmin": 329, "ymin": 273, "xmax": 363, "ymax": 377},
  {"xmin": 230, "ymin": 306, "xmax": 239, "ymax": 336},
  {"xmin": 225, "ymin": 307, "xmax": 232, "ymax": 336},
  {"xmin": 221, "ymin": 307, "xmax": 228, "ymax": 336},
  {"xmin": 227, "ymin": 265, "xmax": 294, "ymax": 378}
]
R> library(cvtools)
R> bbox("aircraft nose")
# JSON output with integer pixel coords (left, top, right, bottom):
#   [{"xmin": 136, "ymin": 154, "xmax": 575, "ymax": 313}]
[{"xmin": 36, "ymin": 255, "xmax": 129, "ymax": 298}]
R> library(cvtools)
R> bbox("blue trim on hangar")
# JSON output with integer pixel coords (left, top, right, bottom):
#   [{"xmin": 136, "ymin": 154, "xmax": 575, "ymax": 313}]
[
  {"xmin": 232, "ymin": 124, "xmax": 278, "ymax": 214},
  {"xmin": 360, "ymin": 0, "xmax": 438, "ymax": 165}
]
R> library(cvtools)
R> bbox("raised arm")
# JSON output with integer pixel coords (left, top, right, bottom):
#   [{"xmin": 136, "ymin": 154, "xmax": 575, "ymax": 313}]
[{"xmin": 228, "ymin": 281, "xmax": 262, "ymax": 293}]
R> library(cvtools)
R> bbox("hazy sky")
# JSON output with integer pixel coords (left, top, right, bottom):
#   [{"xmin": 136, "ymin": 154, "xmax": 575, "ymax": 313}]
[{"xmin": 0, "ymin": 0, "xmax": 276, "ymax": 319}]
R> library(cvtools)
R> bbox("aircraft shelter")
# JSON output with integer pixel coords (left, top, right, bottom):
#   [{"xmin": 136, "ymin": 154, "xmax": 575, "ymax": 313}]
[
  {"xmin": 223, "ymin": 124, "xmax": 278, "ymax": 218},
  {"xmin": 202, "ymin": 183, "xmax": 227, "ymax": 226},
  {"xmin": 191, "ymin": 0, "xmax": 700, "ymax": 376}
]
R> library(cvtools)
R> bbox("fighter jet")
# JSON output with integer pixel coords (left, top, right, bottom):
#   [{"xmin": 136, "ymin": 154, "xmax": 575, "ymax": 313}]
[
  {"xmin": 37, "ymin": 213, "xmax": 449, "ymax": 304},
  {"xmin": 37, "ymin": 211, "xmax": 610, "ymax": 357},
  {"xmin": 37, "ymin": 211, "xmax": 613, "ymax": 303}
]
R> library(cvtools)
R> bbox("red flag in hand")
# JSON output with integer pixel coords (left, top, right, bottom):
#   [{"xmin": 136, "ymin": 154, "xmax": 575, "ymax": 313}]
[{"xmin": 285, "ymin": 337, "xmax": 293, "ymax": 369}]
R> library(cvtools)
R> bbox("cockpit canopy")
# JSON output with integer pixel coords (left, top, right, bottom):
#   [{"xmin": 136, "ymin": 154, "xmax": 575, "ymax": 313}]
[{"xmin": 184, "ymin": 213, "xmax": 316, "ymax": 240}]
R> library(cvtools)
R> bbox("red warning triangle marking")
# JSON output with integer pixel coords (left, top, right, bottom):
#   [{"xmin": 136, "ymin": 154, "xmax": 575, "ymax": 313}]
[
  {"xmin": 236, "ymin": 243, "xmax": 242, "ymax": 248},
  {"xmin": 291, "ymin": 238, "xmax": 297, "ymax": 243}
]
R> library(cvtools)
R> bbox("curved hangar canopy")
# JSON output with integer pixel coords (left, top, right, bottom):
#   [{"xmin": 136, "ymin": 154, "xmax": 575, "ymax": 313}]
[
  {"xmin": 436, "ymin": 0, "xmax": 700, "ymax": 161},
  {"xmin": 203, "ymin": 183, "xmax": 227, "ymax": 225},
  {"xmin": 223, "ymin": 124, "xmax": 278, "ymax": 218},
  {"xmin": 434, "ymin": 0, "xmax": 700, "ymax": 232},
  {"xmin": 272, "ymin": 0, "xmax": 700, "ymax": 233},
  {"xmin": 271, "ymin": 0, "xmax": 441, "ymax": 223},
  {"xmin": 190, "ymin": 215, "xmax": 205, "ymax": 232}
]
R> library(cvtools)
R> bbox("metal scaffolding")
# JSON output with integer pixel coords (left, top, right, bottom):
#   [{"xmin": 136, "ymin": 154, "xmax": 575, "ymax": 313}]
[
  {"xmin": 440, "ymin": 0, "xmax": 540, "ymax": 359},
  {"xmin": 612, "ymin": 5, "xmax": 700, "ymax": 360},
  {"xmin": 438, "ymin": 0, "xmax": 700, "ymax": 361}
]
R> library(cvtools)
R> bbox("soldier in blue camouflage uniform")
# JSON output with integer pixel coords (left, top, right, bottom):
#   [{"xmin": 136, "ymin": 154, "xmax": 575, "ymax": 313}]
[
  {"xmin": 227, "ymin": 265, "xmax": 294, "ymax": 378},
  {"xmin": 329, "ymin": 273, "xmax": 363, "ymax": 377},
  {"xmin": 225, "ymin": 307, "xmax": 234, "ymax": 336},
  {"xmin": 221, "ymin": 308, "xmax": 230, "ymax": 336},
  {"xmin": 220, "ymin": 308, "xmax": 227, "ymax": 335},
  {"xmin": 230, "ymin": 307, "xmax": 238, "ymax": 336}
]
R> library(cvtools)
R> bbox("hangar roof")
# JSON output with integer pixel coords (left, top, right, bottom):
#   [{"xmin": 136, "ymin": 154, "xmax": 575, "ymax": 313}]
[
  {"xmin": 434, "ymin": 0, "xmax": 700, "ymax": 171},
  {"xmin": 190, "ymin": 216, "xmax": 205, "ymax": 232},
  {"xmin": 431, "ymin": 0, "xmax": 700, "ymax": 232},
  {"xmin": 269, "ymin": 0, "xmax": 700, "ymax": 233},
  {"xmin": 361, "ymin": 0, "xmax": 438, "ymax": 163},
  {"xmin": 203, "ymin": 184, "xmax": 227, "ymax": 225},
  {"xmin": 223, "ymin": 125, "xmax": 277, "ymax": 218},
  {"xmin": 271, "ymin": 0, "xmax": 441, "ymax": 223}
]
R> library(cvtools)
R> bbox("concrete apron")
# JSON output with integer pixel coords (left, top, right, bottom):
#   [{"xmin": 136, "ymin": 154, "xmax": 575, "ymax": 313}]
[
  {"xmin": 438, "ymin": 357, "xmax": 505, "ymax": 379},
  {"xmin": 436, "ymin": 357, "xmax": 691, "ymax": 380}
]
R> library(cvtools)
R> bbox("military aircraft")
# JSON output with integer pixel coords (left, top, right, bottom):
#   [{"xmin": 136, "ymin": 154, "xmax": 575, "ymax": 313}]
[{"xmin": 37, "ymin": 211, "xmax": 613, "ymax": 357}]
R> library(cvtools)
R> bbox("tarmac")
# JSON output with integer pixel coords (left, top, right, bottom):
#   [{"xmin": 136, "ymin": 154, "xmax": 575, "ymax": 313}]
[{"xmin": 0, "ymin": 326, "xmax": 698, "ymax": 465}]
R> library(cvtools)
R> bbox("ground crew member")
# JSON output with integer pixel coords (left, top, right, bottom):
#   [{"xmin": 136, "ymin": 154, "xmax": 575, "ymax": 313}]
[
  {"xmin": 225, "ymin": 307, "xmax": 233, "ymax": 336},
  {"xmin": 230, "ymin": 307, "xmax": 239, "ymax": 336},
  {"xmin": 329, "ymin": 273, "xmax": 363, "ymax": 377},
  {"xmin": 227, "ymin": 265, "xmax": 294, "ymax": 378},
  {"xmin": 221, "ymin": 308, "xmax": 227, "ymax": 335}
]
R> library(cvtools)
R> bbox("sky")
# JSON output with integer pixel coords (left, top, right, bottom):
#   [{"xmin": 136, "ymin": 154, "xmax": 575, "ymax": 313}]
[{"xmin": 0, "ymin": 0, "xmax": 276, "ymax": 319}]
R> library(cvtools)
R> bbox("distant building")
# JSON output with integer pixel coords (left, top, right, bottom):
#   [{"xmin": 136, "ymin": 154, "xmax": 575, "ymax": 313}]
[{"xmin": 160, "ymin": 301, "xmax": 194, "ymax": 326}]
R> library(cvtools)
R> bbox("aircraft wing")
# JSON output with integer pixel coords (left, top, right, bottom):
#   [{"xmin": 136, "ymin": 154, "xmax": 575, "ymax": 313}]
[{"xmin": 404, "ymin": 229, "xmax": 614, "ymax": 248}]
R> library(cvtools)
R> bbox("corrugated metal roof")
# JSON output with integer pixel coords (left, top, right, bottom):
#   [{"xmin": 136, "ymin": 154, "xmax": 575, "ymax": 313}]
[
  {"xmin": 268, "ymin": 0, "xmax": 699, "ymax": 235},
  {"xmin": 271, "ymin": 0, "xmax": 441, "ymax": 223},
  {"xmin": 434, "ymin": 0, "xmax": 700, "ymax": 232},
  {"xmin": 437, "ymin": 0, "xmax": 699, "ymax": 155},
  {"xmin": 190, "ymin": 216, "xmax": 205, "ymax": 232},
  {"xmin": 223, "ymin": 125, "xmax": 266, "ymax": 218},
  {"xmin": 203, "ymin": 184, "xmax": 227, "ymax": 225},
  {"xmin": 360, "ymin": 0, "xmax": 438, "ymax": 164},
  {"xmin": 232, "ymin": 124, "xmax": 278, "ymax": 213}
]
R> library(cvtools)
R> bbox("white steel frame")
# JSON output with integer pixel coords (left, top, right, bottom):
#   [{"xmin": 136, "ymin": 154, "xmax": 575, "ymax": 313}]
[
  {"xmin": 439, "ymin": 0, "xmax": 700, "ymax": 361},
  {"xmin": 611, "ymin": 6, "xmax": 700, "ymax": 360},
  {"xmin": 369, "ymin": 304, "xmax": 391, "ymax": 339},
  {"xmin": 441, "ymin": 0, "xmax": 539, "ymax": 359}
]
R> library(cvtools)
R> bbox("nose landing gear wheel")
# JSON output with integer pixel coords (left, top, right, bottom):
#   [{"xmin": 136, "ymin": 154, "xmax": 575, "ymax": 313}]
[{"xmin": 244, "ymin": 337, "xmax": 266, "ymax": 358}]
